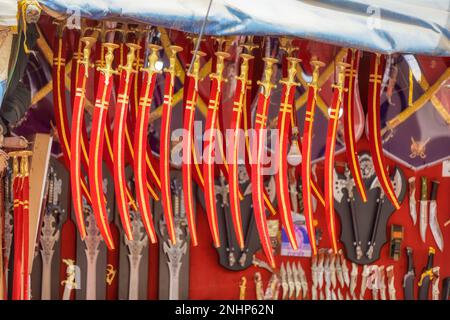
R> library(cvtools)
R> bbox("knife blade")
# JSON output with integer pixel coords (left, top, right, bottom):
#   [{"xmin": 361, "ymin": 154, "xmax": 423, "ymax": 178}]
[
  {"xmin": 403, "ymin": 247, "xmax": 415, "ymax": 300},
  {"xmin": 442, "ymin": 277, "xmax": 450, "ymax": 300},
  {"xmin": 418, "ymin": 247, "xmax": 435, "ymax": 300},
  {"xmin": 429, "ymin": 181, "xmax": 444, "ymax": 251},
  {"xmin": 419, "ymin": 177, "xmax": 428, "ymax": 242},
  {"xmin": 408, "ymin": 177, "xmax": 417, "ymax": 225}
]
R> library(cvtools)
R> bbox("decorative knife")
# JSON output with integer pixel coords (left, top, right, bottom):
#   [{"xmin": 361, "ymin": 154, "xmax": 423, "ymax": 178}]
[
  {"xmin": 286, "ymin": 262, "xmax": 295, "ymax": 300},
  {"xmin": 324, "ymin": 253, "xmax": 331, "ymax": 300},
  {"xmin": 311, "ymin": 254, "xmax": 318, "ymax": 300},
  {"xmin": 403, "ymin": 247, "xmax": 415, "ymax": 300},
  {"xmin": 408, "ymin": 177, "xmax": 417, "ymax": 225},
  {"xmin": 350, "ymin": 263, "xmax": 358, "ymax": 299},
  {"xmin": 360, "ymin": 265, "xmax": 369, "ymax": 300},
  {"xmin": 419, "ymin": 177, "xmax": 428, "ymax": 242},
  {"xmin": 297, "ymin": 262, "xmax": 308, "ymax": 299},
  {"xmin": 431, "ymin": 267, "xmax": 440, "ymax": 300},
  {"xmin": 418, "ymin": 247, "xmax": 435, "ymax": 300},
  {"xmin": 429, "ymin": 181, "xmax": 443, "ymax": 251},
  {"xmin": 338, "ymin": 249, "xmax": 350, "ymax": 288},
  {"xmin": 386, "ymin": 265, "xmax": 396, "ymax": 300},
  {"xmin": 239, "ymin": 276, "xmax": 247, "ymax": 300},
  {"xmin": 280, "ymin": 263, "xmax": 288, "ymax": 300},
  {"xmin": 378, "ymin": 266, "xmax": 386, "ymax": 300}
]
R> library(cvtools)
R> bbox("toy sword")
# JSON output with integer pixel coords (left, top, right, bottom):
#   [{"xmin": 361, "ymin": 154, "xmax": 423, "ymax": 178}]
[
  {"xmin": 228, "ymin": 53, "xmax": 253, "ymax": 250},
  {"xmin": 250, "ymin": 55, "xmax": 278, "ymax": 267},
  {"xmin": 403, "ymin": 247, "xmax": 415, "ymax": 300},
  {"xmin": 367, "ymin": 53, "xmax": 400, "ymax": 210},
  {"xmin": 275, "ymin": 57, "xmax": 301, "ymax": 250},
  {"xmin": 133, "ymin": 44, "xmax": 162, "ymax": 244},
  {"xmin": 419, "ymin": 177, "xmax": 428, "ymax": 243},
  {"xmin": 203, "ymin": 51, "xmax": 230, "ymax": 248},
  {"xmin": 324, "ymin": 61, "xmax": 349, "ymax": 254},
  {"xmin": 429, "ymin": 181, "xmax": 443, "ymax": 251},
  {"xmin": 408, "ymin": 177, "xmax": 417, "ymax": 225},
  {"xmin": 160, "ymin": 45, "xmax": 183, "ymax": 245},
  {"xmin": 88, "ymin": 42, "xmax": 119, "ymax": 250},
  {"xmin": 418, "ymin": 247, "xmax": 435, "ymax": 300},
  {"xmin": 301, "ymin": 59, "xmax": 325, "ymax": 256}
]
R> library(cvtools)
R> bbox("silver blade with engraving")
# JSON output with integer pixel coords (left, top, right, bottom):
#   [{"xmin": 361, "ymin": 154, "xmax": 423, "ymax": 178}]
[
  {"xmin": 386, "ymin": 265, "xmax": 396, "ymax": 300},
  {"xmin": 360, "ymin": 265, "xmax": 369, "ymax": 300},
  {"xmin": 84, "ymin": 210, "xmax": 102, "ymax": 300},
  {"xmin": 324, "ymin": 253, "xmax": 331, "ymax": 300},
  {"xmin": 286, "ymin": 262, "xmax": 295, "ymax": 300},
  {"xmin": 317, "ymin": 250, "xmax": 325, "ymax": 290},
  {"xmin": 61, "ymin": 259, "xmax": 79, "ymax": 300},
  {"xmin": 125, "ymin": 214, "xmax": 148, "ymax": 300},
  {"xmin": 292, "ymin": 263, "xmax": 302, "ymax": 299},
  {"xmin": 339, "ymin": 249, "xmax": 350, "ymax": 288},
  {"xmin": 297, "ymin": 262, "xmax": 308, "ymax": 299},
  {"xmin": 429, "ymin": 181, "xmax": 443, "ymax": 251},
  {"xmin": 408, "ymin": 177, "xmax": 417, "ymax": 225},
  {"xmin": 431, "ymin": 267, "xmax": 440, "ymax": 300},
  {"xmin": 40, "ymin": 213, "xmax": 60, "ymax": 300},
  {"xmin": 350, "ymin": 263, "xmax": 358, "ymax": 299},
  {"xmin": 419, "ymin": 177, "xmax": 428, "ymax": 242},
  {"xmin": 280, "ymin": 263, "xmax": 288, "ymax": 300},
  {"xmin": 378, "ymin": 266, "xmax": 386, "ymax": 300}
]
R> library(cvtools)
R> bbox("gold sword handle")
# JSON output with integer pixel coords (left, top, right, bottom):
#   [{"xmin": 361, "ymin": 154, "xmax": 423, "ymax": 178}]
[
  {"xmin": 235, "ymin": 53, "xmax": 254, "ymax": 94},
  {"xmin": 164, "ymin": 45, "xmax": 183, "ymax": 84},
  {"xmin": 309, "ymin": 59, "xmax": 326, "ymax": 88},
  {"xmin": 280, "ymin": 57, "xmax": 302, "ymax": 91},
  {"xmin": 97, "ymin": 43, "xmax": 120, "ymax": 83},
  {"xmin": 141, "ymin": 44, "xmax": 163, "ymax": 77},
  {"xmin": 187, "ymin": 50, "xmax": 207, "ymax": 89},
  {"xmin": 279, "ymin": 37, "xmax": 299, "ymax": 58},
  {"xmin": 119, "ymin": 43, "xmax": 141, "ymax": 80},
  {"xmin": 210, "ymin": 51, "xmax": 231, "ymax": 87},
  {"xmin": 257, "ymin": 57, "xmax": 278, "ymax": 98},
  {"xmin": 79, "ymin": 36, "xmax": 97, "ymax": 77}
]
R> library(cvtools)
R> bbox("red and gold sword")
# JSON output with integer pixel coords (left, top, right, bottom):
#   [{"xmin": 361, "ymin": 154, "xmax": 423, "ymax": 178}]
[
  {"xmin": 324, "ymin": 62, "xmax": 350, "ymax": 254},
  {"xmin": 69, "ymin": 36, "xmax": 96, "ymax": 240},
  {"xmin": 20, "ymin": 154, "xmax": 31, "ymax": 300},
  {"xmin": 11, "ymin": 155, "xmax": 22, "ymax": 300},
  {"xmin": 112, "ymin": 43, "xmax": 141, "ymax": 240},
  {"xmin": 228, "ymin": 53, "xmax": 254, "ymax": 250},
  {"xmin": 251, "ymin": 57, "xmax": 278, "ymax": 268},
  {"xmin": 240, "ymin": 38, "xmax": 278, "ymax": 217},
  {"xmin": 203, "ymin": 51, "xmax": 230, "ymax": 248},
  {"xmin": 367, "ymin": 53, "xmax": 400, "ymax": 210},
  {"xmin": 343, "ymin": 49, "xmax": 367, "ymax": 202},
  {"xmin": 160, "ymin": 45, "xmax": 183, "ymax": 245},
  {"xmin": 133, "ymin": 44, "xmax": 163, "ymax": 244},
  {"xmin": 301, "ymin": 59, "xmax": 325, "ymax": 256},
  {"xmin": 275, "ymin": 57, "xmax": 301, "ymax": 250},
  {"xmin": 182, "ymin": 50, "xmax": 206, "ymax": 246},
  {"xmin": 88, "ymin": 43, "xmax": 119, "ymax": 250}
]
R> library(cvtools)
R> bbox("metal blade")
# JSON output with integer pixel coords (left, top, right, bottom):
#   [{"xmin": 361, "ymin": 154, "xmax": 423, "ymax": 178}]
[
  {"xmin": 429, "ymin": 201, "xmax": 444, "ymax": 251},
  {"xmin": 419, "ymin": 201, "xmax": 428, "ymax": 242}
]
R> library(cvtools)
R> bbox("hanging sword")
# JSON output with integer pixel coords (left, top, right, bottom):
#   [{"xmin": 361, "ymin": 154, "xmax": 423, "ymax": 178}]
[
  {"xmin": 419, "ymin": 177, "xmax": 428, "ymax": 243},
  {"xmin": 275, "ymin": 57, "xmax": 301, "ymax": 250},
  {"xmin": 301, "ymin": 59, "xmax": 325, "ymax": 256},
  {"xmin": 84, "ymin": 209, "xmax": 102, "ymax": 300},
  {"xmin": 429, "ymin": 181, "xmax": 443, "ymax": 251},
  {"xmin": 112, "ymin": 42, "xmax": 141, "ymax": 240},
  {"xmin": 324, "ymin": 61, "xmax": 350, "ymax": 254},
  {"xmin": 88, "ymin": 41, "xmax": 119, "ymax": 249},
  {"xmin": 343, "ymin": 49, "xmax": 367, "ymax": 202},
  {"xmin": 203, "ymin": 50, "xmax": 230, "ymax": 248},
  {"xmin": 182, "ymin": 49, "xmax": 205, "ymax": 247},
  {"xmin": 408, "ymin": 177, "xmax": 417, "ymax": 225},
  {"xmin": 160, "ymin": 45, "xmax": 183, "ymax": 245},
  {"xmin": 367, "ymin": 53, "xmax": 400, "ymax": 210},
  {"xmin": 133, "ymin": 44, "xmax": 162, "ymax": 244},
  {"xmin": 251, "ymin": 55, "xmax": 278, "ymax": 268},
  {"xmin": 228, "ymin": 53, "xmax": 253, "ymax": 250}
]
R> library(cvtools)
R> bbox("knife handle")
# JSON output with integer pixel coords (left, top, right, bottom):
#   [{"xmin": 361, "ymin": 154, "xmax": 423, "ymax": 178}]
[
  {"xmin": 425, "ymin": 247, "xmax": 435, "ymax": 270},
  {"xmin": 406, "ymin": 247, "xmax": 414, "ymax": 273},
  {"xmin": 442, "ymin": 277, "xmax": 450, "ymax": 300},
  {"xmin": 430, "ymin": 181, "xmax": 439, "ymax": 201},
  {"xmin": 420, "ymin": 177, "xmax": 428, "ymax": 201}
]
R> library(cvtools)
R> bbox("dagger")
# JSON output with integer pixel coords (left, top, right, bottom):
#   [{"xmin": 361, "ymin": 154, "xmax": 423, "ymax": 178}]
[
  {"xmin": 418, "ymin": 247, "xmax": 435, "ymax": 300},
  {"xmin": 431, "ymin": 267, "xmax": 440, "ymax": 300},
  {"xmin": 429, "ymin": 181, "xmax": 443, "ymax": 251},
  {"xmin": 403, "ymin": 247, "xmax": 415, "ymax": 300},
  {"xmin": 408, "ymin": 177, "xmax": 417, "ymax": 225},
  {"xmin": 280, "ymin": 263, "xmax": 288, "ymax": 300},
  {"xmin": 419, "ymin": 177, "xmax": 428, "ymax": 243}
]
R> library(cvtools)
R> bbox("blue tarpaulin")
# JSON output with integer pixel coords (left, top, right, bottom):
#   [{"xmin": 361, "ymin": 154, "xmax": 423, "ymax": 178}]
[{"xmin": 39, "ymin": 0, "xmax": 450, "ymax": 56}]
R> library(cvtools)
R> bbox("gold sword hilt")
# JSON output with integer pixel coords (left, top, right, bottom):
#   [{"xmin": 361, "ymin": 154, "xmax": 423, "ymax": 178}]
[
  {"xmin": 164, "ymin": 45, "xmax": 183, "ymax": 85},
  {"xmin": 212, "ymin": 36, "xmax": 233, "ymax": 52},
  {"xmin": 142, "ymin": 44, "xmax": 163, "ymax": 77},
  {"xmin": 187, "ymin": 50, "xmax": 206, "ymax": 87},
  {"xmin": 18, "ymin": 151, "xmax": 33, "ymax": 176},
  {"xmin": 279, "ymin": 37, "xmax": 299, "ymax": 58},
  {"xmin": 257, "ymin": 57, "xmax": 278, "ymax": 98},
  {"xmin": 119, "ymin": 43, "xmax": 141, "ymax": 80},
  {"xmin": 10, "ymin": 152, "xmax": 19, "ymax": 178},
  {"xmin": 186, "ymin": 34, "xmax": 205, "ymax": 48},
  {"xmin": 79, "ymin": 36, "xmax": 97, "ymax": 77},
  {"xmin": 97, "ymin": 43, "xmax": 120, "ymax": 84},
  {"xmin": 309, "ymin": 59, "xmax": 326, "ymax": 88},
  {"xmin": 332, "ymin": 62, "xmax": 351, "ymax": 92},
  {"xmin": 279, "ymin": 57, "xmax": 302, "ymax": 90},
  {"xmin": 240, "ymin": 35, "xmax": 259, "ymax": 53},
  {"xmin": 210, "ymin": 51, "xmax": 231, "ymax": 86},
  {"xmin": 236, "ymin": 53, "xmax": 254, "ymax": 88}
]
